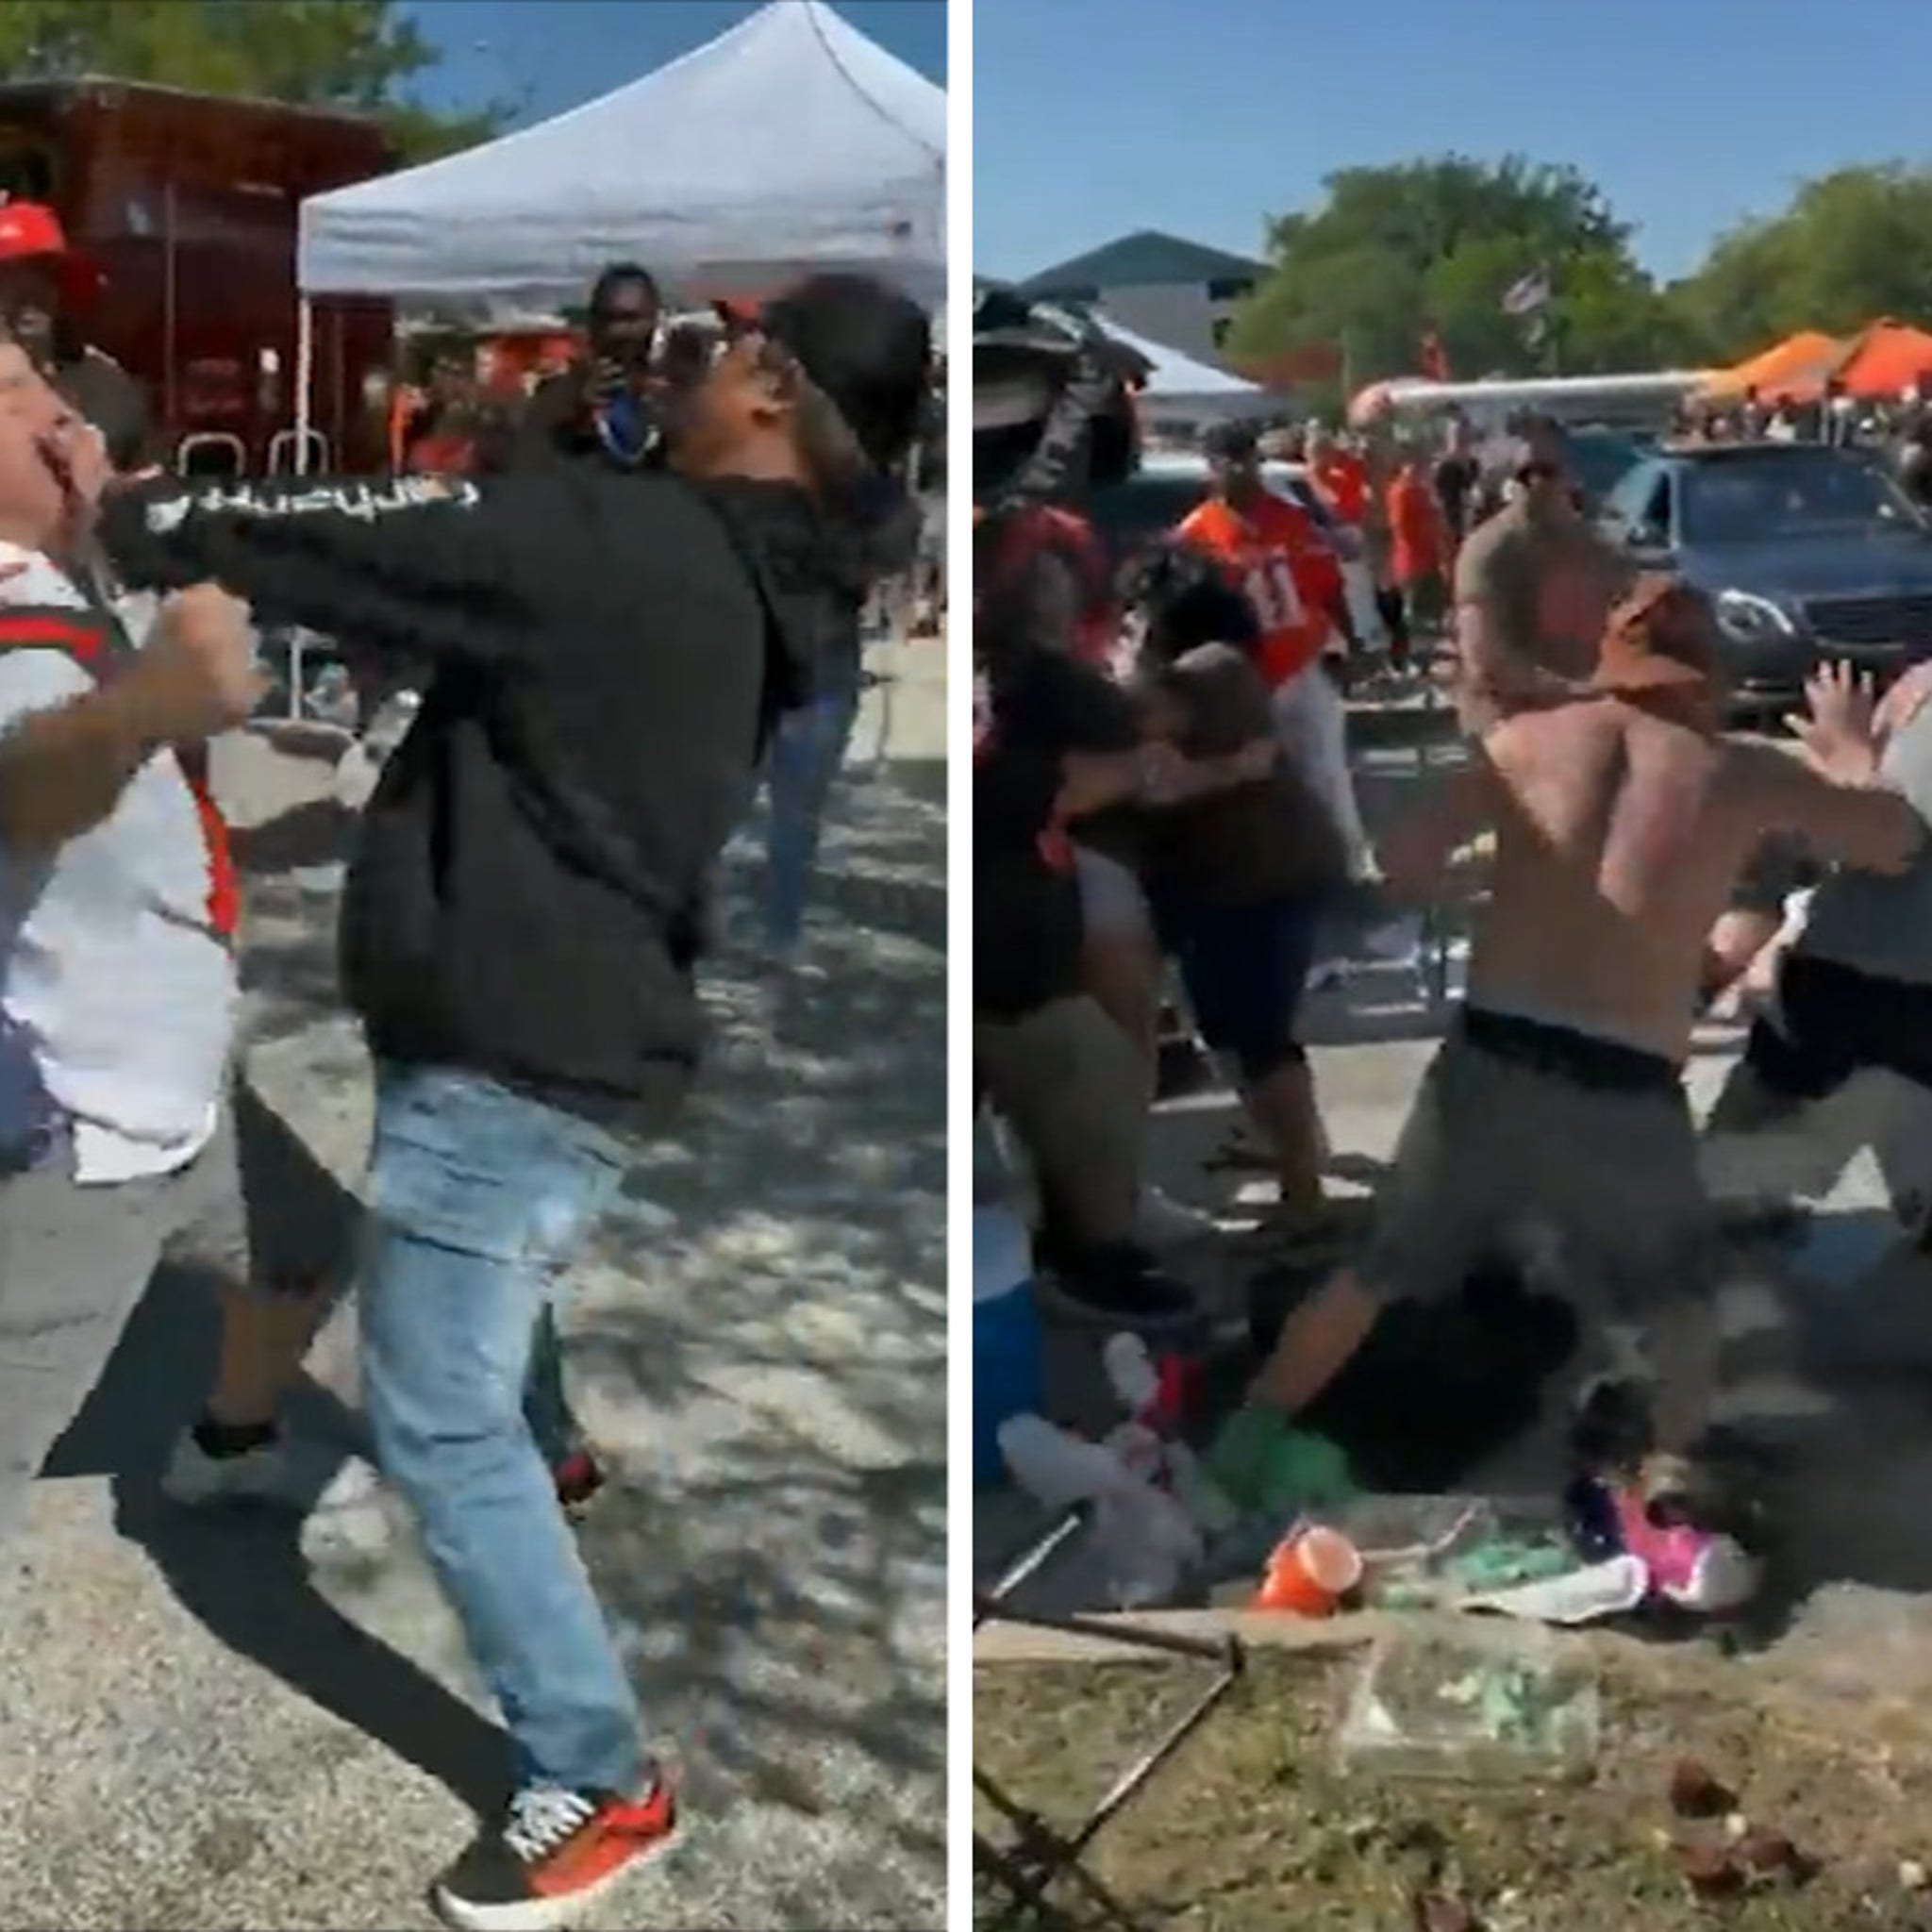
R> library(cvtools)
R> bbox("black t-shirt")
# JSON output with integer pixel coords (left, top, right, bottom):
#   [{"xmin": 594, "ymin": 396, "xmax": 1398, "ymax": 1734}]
[
  {"xmin": 974, "ymin": 638, "xmax": 1138, "ymax": 1021},
  {"xmin": 991, "ymin": 640, "xmax": 1139, "ymax": 758},
  {"xmin": 975, "ymin": 740, "xmax": 1085, "ymax": 1022}
]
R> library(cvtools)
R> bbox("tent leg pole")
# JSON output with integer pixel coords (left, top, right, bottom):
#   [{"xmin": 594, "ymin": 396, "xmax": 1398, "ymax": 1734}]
[{"xmin": 294, "ymin": 299, "xmax": 314, "ymax": 476}]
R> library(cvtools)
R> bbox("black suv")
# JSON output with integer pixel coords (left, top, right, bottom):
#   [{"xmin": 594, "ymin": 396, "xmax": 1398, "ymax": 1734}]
[{"xmin": 1594, "ymin": 441, "xmax": 1932, "ymax": 715}]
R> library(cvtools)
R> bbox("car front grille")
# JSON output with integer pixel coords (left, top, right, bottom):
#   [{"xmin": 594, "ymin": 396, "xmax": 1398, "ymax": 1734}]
[{"xmin": 1803, "ymin": 593, "xmax": 1932, "ymax": 649}]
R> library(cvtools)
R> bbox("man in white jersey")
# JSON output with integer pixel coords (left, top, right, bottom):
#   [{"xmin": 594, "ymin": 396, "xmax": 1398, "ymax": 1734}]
[{"xmin": 0, "ymin": 336, "xmax": 268, "ymax": 1547}]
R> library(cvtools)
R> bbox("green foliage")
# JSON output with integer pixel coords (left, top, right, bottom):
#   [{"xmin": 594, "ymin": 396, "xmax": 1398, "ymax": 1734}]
[
  {"xmin": 1667, "ymin": 165, "xmax": 1932, "ymax": 358},
  {"xmin": 1228, "ymin": 153, "xmax": 1932, "ymax": 389},
  {"xmin": 0, "ymin": 0, "xmax": 509, "ymax": 159}
]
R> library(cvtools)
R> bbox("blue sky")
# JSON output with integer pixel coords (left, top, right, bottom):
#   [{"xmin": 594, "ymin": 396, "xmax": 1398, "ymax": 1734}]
[
  {"xmin": 974, "ymin": 0, "xmax": 1932, "ymax": 283},
  {"xmin": 400, "ymin": 0, "xmax": 945, "ymax": 125}
]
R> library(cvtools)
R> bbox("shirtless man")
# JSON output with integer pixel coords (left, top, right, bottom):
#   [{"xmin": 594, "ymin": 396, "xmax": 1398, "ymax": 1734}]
[
  {"xmin": 1233, "ymin": 581, "xmax": 1924, "ymax": 1491},
  {"xmin": 1448, "ymin": 449, "xmax": 1630, "ymax": 727}
]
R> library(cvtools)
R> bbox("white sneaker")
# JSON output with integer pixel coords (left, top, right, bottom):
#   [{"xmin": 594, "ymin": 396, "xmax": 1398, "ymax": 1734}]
[{"xmin": 160, "ymin": 1426, "xmax": 297, "ymax": 1507}]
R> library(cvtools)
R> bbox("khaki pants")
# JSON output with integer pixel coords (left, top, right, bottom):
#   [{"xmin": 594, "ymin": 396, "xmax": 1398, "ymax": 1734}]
[{"xmin": 974, "ymin": 995, "xmax": 1146, "ymax": 1247}]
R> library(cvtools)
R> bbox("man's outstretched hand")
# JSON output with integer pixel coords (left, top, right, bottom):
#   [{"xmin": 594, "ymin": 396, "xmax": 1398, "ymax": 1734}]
[{"xmin": 1788, "ymin": 659, "xmax": 1881, "ymax": 785}]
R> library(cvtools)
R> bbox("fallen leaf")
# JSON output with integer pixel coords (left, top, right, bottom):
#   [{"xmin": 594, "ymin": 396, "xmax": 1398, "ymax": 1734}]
[
  {"xmin": 1668, "ymin": 1757, "xmax": 1737, "ymax": 1821},
  {"xmin": 1736, "ymin": 1830, "xmax": 1807, "ymax": 1889},
  {"xmin": 1414, "ymin": 1891, "xmax": 1479, "ymax": 1932},
  {"xmin": 1674, "ymin": 1840, "xmax": 1743, "ymax": 1899}
]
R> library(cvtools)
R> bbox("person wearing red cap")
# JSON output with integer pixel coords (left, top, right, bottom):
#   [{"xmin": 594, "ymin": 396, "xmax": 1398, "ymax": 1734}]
[{"xmin": 0, "ymin": 201, "xmax": 151, "ymax": 473}]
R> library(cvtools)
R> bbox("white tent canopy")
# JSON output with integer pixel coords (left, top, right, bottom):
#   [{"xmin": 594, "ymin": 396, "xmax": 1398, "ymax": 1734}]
[
  {"xmin": 1094, "ymin": 313, "xmax": 1268, "ymax": 418},
  {"xmin": 297, "ymin": 0, "xmax": 945, "ymax": 310}
]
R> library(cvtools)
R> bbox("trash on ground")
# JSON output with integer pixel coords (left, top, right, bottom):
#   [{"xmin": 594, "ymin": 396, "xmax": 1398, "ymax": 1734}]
[
  {"xmin": 996, "ymin": 1412, "xmax": 1203, "ymax": 1607},
  {"xmin": 1253, "ymin": 1525, "xmax": 1364, "ymax": 1617},
  {"xmin": 994, "ymin": 1330, "xmax": 1240, "ymax": 1606},
  {"xmin": 1315, "ymin": 1485, "xmax": 1764, "ymax": 1624},
  {"xmin": 1338, "ymin": 1623, "xmax": 1600, "ymax": 1782},
  {"xmin": 1458, "ymin": 1554, "xmax": 1649, "ymax": 1625}
]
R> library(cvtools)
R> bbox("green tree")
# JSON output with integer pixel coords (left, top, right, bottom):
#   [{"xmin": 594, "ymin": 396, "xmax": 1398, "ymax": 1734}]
[
  {"xmin": 1226, "ymin": 154, "xmax": 1690, "ymax": 393},
  {"xmin": 1670, "ymin": 164, "xmax": 1932, "ymax": 361},
  {"xmin": 0, "ymin": 0, "xmax": 508, "ymax": 159}
]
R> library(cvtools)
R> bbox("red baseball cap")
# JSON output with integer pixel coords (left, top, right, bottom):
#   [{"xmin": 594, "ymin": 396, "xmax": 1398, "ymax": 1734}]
[{"xmin": 0, "ymin": 200, "xmax": 104, "ymax": 304}]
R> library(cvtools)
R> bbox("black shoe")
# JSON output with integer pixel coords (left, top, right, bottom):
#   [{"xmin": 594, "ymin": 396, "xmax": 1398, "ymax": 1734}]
[{"xmin": 432, "ymin": 1780, "xmax": 677, "ymax": 1931}]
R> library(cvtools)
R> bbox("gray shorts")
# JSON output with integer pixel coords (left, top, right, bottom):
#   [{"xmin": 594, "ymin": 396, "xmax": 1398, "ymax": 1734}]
[
  {"xmin": 0, "ymin": 1080, "xmax": 355, "ymax": 1547},
  {"xmin": 1364, "ymin": 1008, "xmax": 1720, "ymax": 1334}
]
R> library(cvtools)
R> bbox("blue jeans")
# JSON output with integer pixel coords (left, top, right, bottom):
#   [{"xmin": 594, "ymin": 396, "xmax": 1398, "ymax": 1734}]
[
  {"xmin": 762, "ymin": 661, "xmax": 861, "ymax": 951},
  {"xmin": 358, "ymin": 1063, "xmax": 643, "ymax": 1794}
]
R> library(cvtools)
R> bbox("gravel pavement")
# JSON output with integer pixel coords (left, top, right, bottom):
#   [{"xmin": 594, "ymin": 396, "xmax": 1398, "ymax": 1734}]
[{"xmin": 0, "ymin": 634, "xmax": 949, "ymax": 1931}]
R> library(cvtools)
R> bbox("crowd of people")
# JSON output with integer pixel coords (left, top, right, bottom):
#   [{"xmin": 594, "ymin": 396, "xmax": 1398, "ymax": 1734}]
[
  {"xmin": 0, "ymin": 192, "xmax": 933, "ymax": 1930},
  {"xmin": 1678, "ymin": 375, "xmax": 1918, "ymax": 447},
  {"xmin": 974, "ymin": 293, "xmax": 1932, "ymax": 1544},
  {"xmin": 973, "ymin": 314, "xmax": 1540, "ymax": 1293},
  {"xmin": 1672, "ymin": 375, "xmax": 1932, "ymax": 515}
]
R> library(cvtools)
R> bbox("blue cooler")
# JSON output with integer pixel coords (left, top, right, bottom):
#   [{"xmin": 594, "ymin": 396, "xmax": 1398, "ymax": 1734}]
[{"xmin": 974, "ymin": 1205, "xmax": 1041, "ymax": 1486}]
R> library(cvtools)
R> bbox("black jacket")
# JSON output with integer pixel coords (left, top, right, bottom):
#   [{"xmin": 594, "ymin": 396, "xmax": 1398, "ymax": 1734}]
[{"xmin": 96, "ymin": 469, "xmax": 853, "ymax": 1126}]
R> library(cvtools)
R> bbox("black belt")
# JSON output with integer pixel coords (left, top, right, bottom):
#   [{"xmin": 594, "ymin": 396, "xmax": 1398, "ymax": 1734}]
[{"xmin": 1459, "ymin": 1005, "xmax": 1680, "ymax": 1096}]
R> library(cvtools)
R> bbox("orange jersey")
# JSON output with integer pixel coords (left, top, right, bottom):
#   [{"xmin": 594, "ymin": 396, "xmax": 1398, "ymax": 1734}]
[
  {"xmin": 1175, "ymin": 492, "xmax": 1335, "ymax": 688},
  {"xmin": 1309, "ymin": 449, "xmax": 1371, "ymax": 526},
  {"xmin": 1386, "ymin": 467, "xmax": 1445, "ymax": 583}
]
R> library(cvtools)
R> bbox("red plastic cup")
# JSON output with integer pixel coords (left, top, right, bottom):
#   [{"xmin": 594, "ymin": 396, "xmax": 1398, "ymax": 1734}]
[{"xmin": 1253, "ymin": 1525, "xmax": 1364, "ymax": 1617}]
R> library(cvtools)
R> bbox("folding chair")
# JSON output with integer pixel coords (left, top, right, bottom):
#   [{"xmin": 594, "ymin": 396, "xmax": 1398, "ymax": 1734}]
[{"xmin": 973, "ymin": 1510, "xmax": 1246, "ymax": 1932}]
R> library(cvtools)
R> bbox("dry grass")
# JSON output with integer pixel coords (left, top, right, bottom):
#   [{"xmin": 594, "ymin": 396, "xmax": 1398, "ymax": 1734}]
[{"xmin": 975, "ymin": 1646, "xmax": 1932, "ymax": 1930}]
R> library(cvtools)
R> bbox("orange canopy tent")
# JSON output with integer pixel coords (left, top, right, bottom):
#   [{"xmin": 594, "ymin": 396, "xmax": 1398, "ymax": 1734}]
[
  {"xmin": 1828, "ymin": 319, "xmax": 1932, "ymax": 399},
  {"xmin": 1700, "ymin": 330, "xmax": 1842, "ymax": 403}
]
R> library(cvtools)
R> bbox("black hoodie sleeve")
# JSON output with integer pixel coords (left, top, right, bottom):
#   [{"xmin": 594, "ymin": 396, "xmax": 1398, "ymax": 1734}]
[{"xmin": 94, "ymin": 473, "xmax": 531, "ymax": 662}]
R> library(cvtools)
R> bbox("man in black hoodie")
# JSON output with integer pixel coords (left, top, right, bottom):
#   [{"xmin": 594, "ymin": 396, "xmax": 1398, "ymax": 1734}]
[{"xmin": 93, "ymin": 272, "xmax": 931, "ymax": 1932}]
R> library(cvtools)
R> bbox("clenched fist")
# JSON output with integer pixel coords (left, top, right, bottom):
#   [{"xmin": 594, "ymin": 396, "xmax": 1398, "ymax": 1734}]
[{"xmin": 124, "ymin": 583, "xmax": 265, "ymax": 743}]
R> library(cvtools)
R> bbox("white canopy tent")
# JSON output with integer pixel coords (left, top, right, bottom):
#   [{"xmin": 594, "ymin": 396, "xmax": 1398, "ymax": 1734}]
[
  {"xmin": 291, "ymin": 0, "xmax": 944, "ymax": 461},
  {"xmin": 1093, "ymin": 313, "xmax": 1271, "ymax": 420}
]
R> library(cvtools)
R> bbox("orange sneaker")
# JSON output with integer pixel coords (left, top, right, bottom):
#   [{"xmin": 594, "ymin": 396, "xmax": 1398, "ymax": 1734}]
[{"xmin": 431, "ymin": 1779, "xmax": 676, "ymax": 1930}]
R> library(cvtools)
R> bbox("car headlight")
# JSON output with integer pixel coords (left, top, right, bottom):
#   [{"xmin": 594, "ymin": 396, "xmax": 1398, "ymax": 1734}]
[{"xmin": 1714, "ymin": 590, "xmax": 1795, "ymax": 642}]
